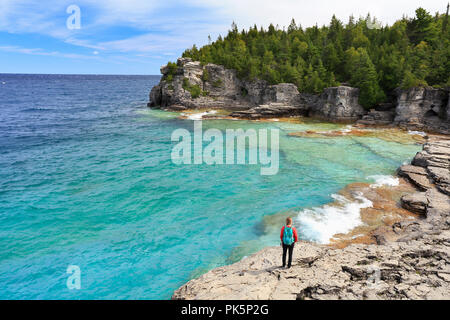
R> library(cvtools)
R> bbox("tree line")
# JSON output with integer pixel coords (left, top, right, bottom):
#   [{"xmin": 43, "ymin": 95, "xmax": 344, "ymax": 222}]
[{"xmin": 179, "ymin": 7, "xmax": 449, "ymax": 109}]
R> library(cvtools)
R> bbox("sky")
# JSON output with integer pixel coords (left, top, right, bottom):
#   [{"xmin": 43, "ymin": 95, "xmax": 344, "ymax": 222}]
[{"xmin": 0, "ymin": 0, "xmax": 447, "ymax": 75}]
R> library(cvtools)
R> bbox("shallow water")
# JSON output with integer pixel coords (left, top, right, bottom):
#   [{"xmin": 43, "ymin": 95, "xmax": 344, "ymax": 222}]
[{"xmin": 0, "ymin": 74, "xmax": 421, "ymax": 299}]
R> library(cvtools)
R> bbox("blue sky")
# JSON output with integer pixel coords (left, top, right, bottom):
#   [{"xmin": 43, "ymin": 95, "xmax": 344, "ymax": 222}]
[{"xmin": 0, "ymin": 0, "xmax": 446, "ymax": 74}]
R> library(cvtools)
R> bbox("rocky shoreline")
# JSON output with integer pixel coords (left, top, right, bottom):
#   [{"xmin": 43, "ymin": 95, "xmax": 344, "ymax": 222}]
[
  {"xmin": 172, "ymin": 136, "xmax": 449, "ymax": 300},
  {"xmin": 149, "ymin": 58, "xmax": 450, "ymax": 135},
  {"xmin": 148, "ymin": 58, "xmax": 450, "ymax": 299}
]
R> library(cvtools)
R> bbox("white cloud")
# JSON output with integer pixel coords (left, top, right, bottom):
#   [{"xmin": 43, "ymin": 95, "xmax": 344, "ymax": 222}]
[
  {"xmin": 0, "ymin": 45, "xmax": 102, "ymax": 60},
  {"xmin": 191, "ymin": 0, "xmax": 447, "ymax": 30},
  {"xmin": 0, "ymin": 0, "xmax": 447, "ymax": 70}
]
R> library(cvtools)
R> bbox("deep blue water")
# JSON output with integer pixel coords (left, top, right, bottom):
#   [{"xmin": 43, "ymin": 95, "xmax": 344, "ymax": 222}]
[{"xmin": 0, "ymin": 74, "xmax": 421, "ymax": 299}]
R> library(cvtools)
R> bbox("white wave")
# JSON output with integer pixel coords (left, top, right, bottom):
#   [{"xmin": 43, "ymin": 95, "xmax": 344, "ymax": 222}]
[
  {"xmin": 367, "ymin": 175, "xmax": 399, "ymax": 188},
  {"xmin": 408, "ymin": 130, "xmax": 426, "ymax": 137},
  {"xmin": 341, "ymin": 125, "xmax": 353, "ymax": 133},
  {"xmin": 186, "ymin": 110, "xmax": 217, "ymax": 120},
  {"xmin": 316, "ymin": 125, "xmax": 353, "ymax": 135},
  {"xmin": 295, "ymin": 192, "xmax": 372, "ymax": 244}
]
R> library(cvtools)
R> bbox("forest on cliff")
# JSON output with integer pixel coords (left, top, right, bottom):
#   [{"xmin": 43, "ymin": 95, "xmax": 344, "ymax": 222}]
[{"xmin": 180, "ymin": 7, "xmax": 450, "ymax": 108}]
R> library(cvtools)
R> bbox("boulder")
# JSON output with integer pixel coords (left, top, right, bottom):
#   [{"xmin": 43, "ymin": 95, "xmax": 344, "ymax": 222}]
[{"xmin": 401, "ymin": 192, "xmax": 428, "ymax": 215}]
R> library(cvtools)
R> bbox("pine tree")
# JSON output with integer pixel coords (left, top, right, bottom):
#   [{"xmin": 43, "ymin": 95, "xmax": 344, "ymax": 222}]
[{"xmin": 179, "ymin": 7, "xmax": 448, "ymax": 108}]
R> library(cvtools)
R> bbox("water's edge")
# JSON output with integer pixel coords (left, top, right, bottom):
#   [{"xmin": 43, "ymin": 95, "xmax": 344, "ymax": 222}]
[{"xmin": 172, "ymin": 135, "xmax": 450, "ymax": 300}]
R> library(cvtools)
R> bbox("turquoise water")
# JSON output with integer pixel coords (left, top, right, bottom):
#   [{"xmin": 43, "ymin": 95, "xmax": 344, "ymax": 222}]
[{"xmin": 0, "ymin": 74, "xmax": 421, "ymax": 299}]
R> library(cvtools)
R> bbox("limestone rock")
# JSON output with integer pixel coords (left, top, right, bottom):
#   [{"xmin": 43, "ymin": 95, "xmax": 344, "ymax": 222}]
[
  {"xmin": 357, "ymin": 110, "xmax": 396, "ymax": 126},
  {"xmin": 230, "ymin": 103, "xmax": 306, "ymax": 119},
  {"xmin": 172, "ymin": 138, "xmax": 450, "ymax": 300},
  {"xmin": 401, "ymin": 192, "xmax": 428, "ymax": 215},
  {"xmin": 427, "ymin": 166, "xmax": 450, "ymax": 195},
  {"xmin": 398, "ymin": 165, "xmax": 433, "ymax": 191},
  {"xmin": 394, "ymin": 87, "xmax": 449, "ymax": 135},
  {"xmin": 309, "ymin": 86, "xmax": 366, "ymax": 122}
]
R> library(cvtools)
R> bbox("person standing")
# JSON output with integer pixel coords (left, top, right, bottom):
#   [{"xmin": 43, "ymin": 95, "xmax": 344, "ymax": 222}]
[{"xmin": 280, "ymin": 217, "xmax": 298, "ymax": 268}]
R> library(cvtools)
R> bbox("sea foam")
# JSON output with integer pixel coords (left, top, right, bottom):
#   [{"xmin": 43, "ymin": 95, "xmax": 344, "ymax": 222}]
[
  {"xmin": 367, "ymin": 175, "xmax": 399, "ymax": 188},
  {"xmin": 408, "ymin": 130, "xmax": 427, "ymax": 137},
  {"xmin": 186, "ymin": 110, "xmax": 217, "ymax": 120},
  {"xmin": 295, "ymin": 192, "xmax": 373, "ymax": 244}
]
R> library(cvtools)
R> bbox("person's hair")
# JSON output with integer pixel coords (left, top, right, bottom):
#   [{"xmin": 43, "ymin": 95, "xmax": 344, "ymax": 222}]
[{"xmin": 286, "ymin": 217, "xmax": 292, "ymax": 225}]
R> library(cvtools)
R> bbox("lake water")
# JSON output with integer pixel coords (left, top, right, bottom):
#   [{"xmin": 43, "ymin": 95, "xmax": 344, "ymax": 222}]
[{"xmin": 0, "ymin": 74, "xmax": 421, "ymax": 299}]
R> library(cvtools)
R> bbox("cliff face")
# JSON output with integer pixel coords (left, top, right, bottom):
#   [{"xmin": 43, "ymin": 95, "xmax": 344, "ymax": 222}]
[
  {"xmin": 308, "ymin": 86, "xmax": 366, "ymax": 121},
  {"xmin": 394, "ymin": 87, "xmax": 450, "ymax": 134},
  {"xmin": 149, "ymin": 58, "xmax": 450, "ymax": 133},
  {"xmin": 149, "ymin": 58, "xmax": 363, "ymax": 121}
]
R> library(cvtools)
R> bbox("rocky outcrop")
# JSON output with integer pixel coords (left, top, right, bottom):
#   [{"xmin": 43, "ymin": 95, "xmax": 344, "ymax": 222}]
[
  {"xmin": 172, "ymin": 138, "xmax": 450, "ymax": 300},
  {"xmin": 394, "ymin": 87, "xmax": 450, "ymax": 134},
  {"xmin": 149, "ymin": 58, "xmax": 305, "ymax": 113},
  {"xmin": 398, "ymin": 165, "xmax": 433, "ymax": 191},
  {"xmin": 308, "ymin": 86, "xmax": 366, "ymax": 122},
  {"xmin": 149, "ymin": 59, "xmax": 450, "ymax": 133},
  {"xmin": 149, "ymin": 58, "xmax": 250, "ymax": 110},
  {"xmin": 149, "ymin": 58, "xmax": 363, "ymax": 121},
  {"xmin": 173, "ymin": 233, "xmax": 450, "ymax": 300},
  {"xmin": 229, "ymin": 86, "xmax": 365, "ymax": 121},
  {"xmin": 230, "ymin": 103, "xmax": 306, "ymax": 119},
  {"xmin": 410, "ymin": 139, "xmax": 450, "ymax": 195}
]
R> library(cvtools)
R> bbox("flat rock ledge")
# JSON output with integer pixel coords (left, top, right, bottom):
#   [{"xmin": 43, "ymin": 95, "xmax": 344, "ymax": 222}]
[{"xmin": 173, "ymin": 137, "xmax": 450, "ymax": 300}]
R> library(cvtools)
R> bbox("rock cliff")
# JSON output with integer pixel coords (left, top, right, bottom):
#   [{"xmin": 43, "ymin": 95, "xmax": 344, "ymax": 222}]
[
  {"xmin": 149, "ymin": 58, "xmax": 450, "ymax": 133},
  {"xmin": 172, "ymin": 137, "xmax": 450, "ymax": 300},
  {"xmin": 149, "ymin": 58, "xmax": 363, "ymax": 121},
  {"xmin": 394, "ymin": 87, "xmax": 450, "ymax": 134},
  {"xmin": 307, "ymin": 86, "xmax": 366, "ymax": 121}
]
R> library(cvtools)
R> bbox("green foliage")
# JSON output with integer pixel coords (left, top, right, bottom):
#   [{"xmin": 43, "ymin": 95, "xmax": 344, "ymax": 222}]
[
  {"xmin": 212, "ymin": 79, "xmax": 223, "ymax": 87},
  {"xmin": 401, "ymin": 70, "xmax": 428, "ymax": 88},
  {"xmin": 346, "ymin": 47, "xmax": 386, "ymax": 108},
  {"xmin": 202, "ymin": 69, "xmax": 209, "ymax": 82},
  {"xmin": 178, "ymin": 7, "xmax": 449, "ymax": 108},
  {"xmin": 182, "ymin": 78, "xmax": 202, "ymax": 98},
  {"xmin": 166, "ymin": 62, "xmax": 178, "ymax": 76}
]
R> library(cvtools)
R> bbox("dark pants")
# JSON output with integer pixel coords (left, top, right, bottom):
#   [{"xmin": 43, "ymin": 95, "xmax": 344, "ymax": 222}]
[{"xmin": 282, "ymin": 243, "xmax": 294, "ymax": 267}]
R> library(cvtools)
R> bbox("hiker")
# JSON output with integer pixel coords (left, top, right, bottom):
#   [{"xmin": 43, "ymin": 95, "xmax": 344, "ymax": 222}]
[{"xmin": 280, "ymin": 217, "xmax": 298, "ymax": 268}]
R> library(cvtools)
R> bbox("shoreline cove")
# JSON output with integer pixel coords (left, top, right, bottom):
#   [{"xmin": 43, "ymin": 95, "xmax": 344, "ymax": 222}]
[{"xmin": 166, "ymin": 110, "xmax": 449, "ymax": 300}]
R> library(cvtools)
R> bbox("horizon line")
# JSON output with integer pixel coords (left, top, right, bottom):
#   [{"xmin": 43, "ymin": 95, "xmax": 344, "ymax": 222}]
[{"xmin": 0, "ymin": 73, "xmax": 162, "ymax": 76}]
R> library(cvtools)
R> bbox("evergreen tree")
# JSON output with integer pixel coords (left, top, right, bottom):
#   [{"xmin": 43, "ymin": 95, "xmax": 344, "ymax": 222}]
[{"xmin": 178, "ymin": 8, "xmax": 449, "ymax": 109}]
